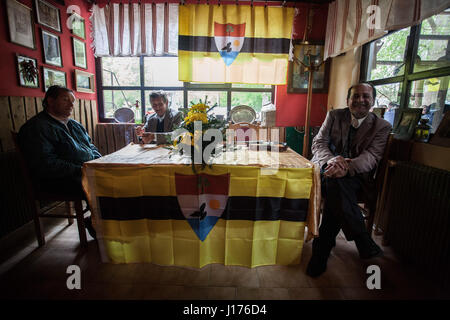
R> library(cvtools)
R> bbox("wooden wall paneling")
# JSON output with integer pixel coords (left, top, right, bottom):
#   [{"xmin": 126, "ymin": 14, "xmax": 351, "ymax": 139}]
[
  {"xmin": 91, "ymin": 100, "xmax": 98, "ymax": 135},
  {"xmin": 113, "ymin": 124, "xmax": 126, "ymax": 151},
  {"xmin": 105, "ymin": 123, "xmax": 115, "ymax": 154},
  {"xmin": 0, "ymin": 97, "xmax": 14, "ymax": 152},
  {"xmin": 130, "ymin": 124, "xmax": 138, "ymax": 143},
  {"xmin": 95, "ymin": 124, "xmax": 108, "ymax": 156},
  {"xmin": 73, "ymin": 98, "xmax": 79, "ymax": 123},
  {"xmin": 124, "ymin": 124, "xmax": 136, "ymax": 144},
  {"xmin": 36, "ymin": 97, "xmax": 43, "ymax": 113},
  {"xmin": 0, "ymin": 151, "xmax": 33, "ymax": 238},
  {"xmin": 258, "ymin": 127, "xmax": 268, "ymax": 142},
  {"xmin": 270, "ymin": 128, "xmax": 278, "ymax": 142},
  {"xmin": 266, "ymin": 127, "xmax": 271, "ymax": 142},
  {"xmin": 9, "ymin": 97, "xmax": 26, "ymax": 132},
  {"xmin": 279, "ymin": 127, "xmax": 286, "ymax": 143},
  {"xmin": 80, "ymin": 100, "xmax": 87, "ymax": 129},
  {"xmin": 24, "ymin": 97, "xmax": 36, "ymax": 120},
  {"xmin": 85, "ymin": 100, "xmax": 93, "ymax": 139}
]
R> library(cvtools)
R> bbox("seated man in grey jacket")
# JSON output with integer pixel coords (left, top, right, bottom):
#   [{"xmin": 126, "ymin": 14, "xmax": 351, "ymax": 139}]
[
  {"xmin": 307, "ymin": 82, "xmax": 392, "ymax": 277},
  {"xmin": 135, "ymin": 91, "xmax": 182, "ymax": 144},
  {"xmin": 18, "ymin": 85, "xmax": 101, "ymax": 238}
]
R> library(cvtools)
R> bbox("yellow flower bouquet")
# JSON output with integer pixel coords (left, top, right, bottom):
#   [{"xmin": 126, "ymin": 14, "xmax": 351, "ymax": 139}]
[{"xmin": 168, "ymin": 97, "xmax": 227, "ymax": 173}]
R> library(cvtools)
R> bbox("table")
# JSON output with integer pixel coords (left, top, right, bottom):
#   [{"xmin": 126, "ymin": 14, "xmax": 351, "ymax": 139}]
[{"xmin": 82, "ymin": 143, "xmax": 320, "ymax": 268}]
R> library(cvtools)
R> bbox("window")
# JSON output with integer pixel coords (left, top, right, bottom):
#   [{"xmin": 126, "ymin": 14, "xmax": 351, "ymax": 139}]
[
  {"xmin": 96, "ymin": 57, "xmax": 274, "ymax": 123},
  {"xmin": 361, "ymin": 9, "xmax": 450, "ymax": 133}
]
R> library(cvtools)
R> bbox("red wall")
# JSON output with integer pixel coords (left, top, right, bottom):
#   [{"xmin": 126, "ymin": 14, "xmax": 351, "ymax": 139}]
[
  {"xmin": 275, "ymin": 3, "xmax": 329, "ymax": 127},
  {"xmin": 0, "ymin": 0, "xmax": 96, "ymax": 101},
  {"xmin": 0, "ymin": 0, "xmax": 328, "ymax": 127}
]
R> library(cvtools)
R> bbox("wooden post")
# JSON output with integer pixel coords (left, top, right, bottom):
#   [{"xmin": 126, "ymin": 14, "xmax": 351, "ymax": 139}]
[{"xmin": 303, "ymin": 68, "xmax": 314, "ymax": 158}]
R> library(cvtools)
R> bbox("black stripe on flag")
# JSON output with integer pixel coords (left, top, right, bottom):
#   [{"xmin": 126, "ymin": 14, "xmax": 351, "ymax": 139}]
[
  {"xmin": 178, "ymin": 35, "xmax": 291, "ymax": 54},
  {"xmin": 98, "ymin": 196, "xmax": 308, "ymax": 222}
]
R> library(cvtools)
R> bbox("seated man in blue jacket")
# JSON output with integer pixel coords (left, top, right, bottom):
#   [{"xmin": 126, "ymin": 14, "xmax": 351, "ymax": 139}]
[{"xmin": 18, "ymin": 85, "xmax": 101, "ymax": 238}]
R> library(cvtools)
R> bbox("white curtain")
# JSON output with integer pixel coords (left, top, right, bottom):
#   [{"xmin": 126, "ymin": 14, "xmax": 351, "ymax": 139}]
[
  {"xmin": 90, "ymin": 2, "xmax": 178, "ymax": 57},
  {"xmin": 324, "ymin": 0, "xmax": 450, "ymax": 60}
]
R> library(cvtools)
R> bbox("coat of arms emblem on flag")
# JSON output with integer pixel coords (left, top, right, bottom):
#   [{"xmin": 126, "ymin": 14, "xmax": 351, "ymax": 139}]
[
  {"xmin": 175, "ymin": 173, "xmax": 230, "ymax": 241},
  {"xmin": 214, "ymin": 22, "xmax": 246, "ymax": 66}
]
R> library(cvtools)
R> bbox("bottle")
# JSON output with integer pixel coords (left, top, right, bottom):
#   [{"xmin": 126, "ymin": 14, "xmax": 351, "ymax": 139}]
[{"xmin": 414, "ymin": 118, "xmax": 431, "ymax": 142}]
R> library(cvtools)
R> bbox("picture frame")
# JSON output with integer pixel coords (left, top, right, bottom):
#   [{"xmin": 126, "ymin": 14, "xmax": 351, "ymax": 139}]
[
  {"xmin": 6, "ymin": 0, "xmax": 36, "ymax": 50},
  {"xmin": 72, "ymin": 38, "xmax": 87, "ymax": 69},
  {"xmin": 371, "ymin": 107, "xmax": 386, "ymax": 119},
  {"xmin": 393, "ymin": 108, "xmax": 422, "ymax": 140},
  {"xmin": 43, "ymin": 67, "xmax": 66, "ymax": 91},
  {"xmin": 42, "ymin": 30, "xmax": 62, "ymax": 67},
  {"xmin": 430, "ymin": 111, "xmax": 450, "ymax": 147},
  {"xmin": 287, "ymin": 41, "xmax": 330, "ymax": 93},
  {"xmin": 35, "ymin": 0, "xmax": 61, "ymax": 32},
  {"xmin": 75, "ymin": 69, "xmax": 95, "ymax": 93},
  {"xmin": 70, "ymin": 13, "xmax": 85, "ymax": 40},
  {"xmin": 16, "ymin": 54, "xmax": 39, "ymax": 88}
]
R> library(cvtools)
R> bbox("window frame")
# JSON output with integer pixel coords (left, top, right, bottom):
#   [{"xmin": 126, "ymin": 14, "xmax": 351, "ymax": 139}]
[
  {"xmin": 360, "ymin": 19, "xmax": 450, "ymax": 117},
  {"xmin": 95, "ymin": 56, "xmax": 275, "ymax": 123}
]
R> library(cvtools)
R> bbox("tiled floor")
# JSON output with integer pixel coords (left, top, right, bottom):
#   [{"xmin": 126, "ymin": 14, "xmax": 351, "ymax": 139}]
[{"xmin": 0, "ymin": 204, "xmax": 448, "ymax": 300}]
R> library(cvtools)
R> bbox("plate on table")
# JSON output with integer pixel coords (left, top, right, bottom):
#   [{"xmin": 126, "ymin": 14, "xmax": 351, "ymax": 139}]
[{"xmin": 230, "ymin": 105, "xmax": 256, "ymax": 124}]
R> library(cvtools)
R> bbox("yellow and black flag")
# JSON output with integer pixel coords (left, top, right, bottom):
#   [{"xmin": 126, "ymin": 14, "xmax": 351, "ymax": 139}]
[{"xmin": 178, "ymin": 4, "xmax": 295, "ymax": 85}]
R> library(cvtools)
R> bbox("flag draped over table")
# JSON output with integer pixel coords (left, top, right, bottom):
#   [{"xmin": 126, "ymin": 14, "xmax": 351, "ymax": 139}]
[
  {"xmin": 175, "ymin": 173, "xmax": 230, "ymax": 241},
  {"xmin": 178, "ymin": 4, "xmax": 295, "ymax": 85},
  {"xmin": 86, "ymin": 165, "xmax": 312, "ymax": 267}
]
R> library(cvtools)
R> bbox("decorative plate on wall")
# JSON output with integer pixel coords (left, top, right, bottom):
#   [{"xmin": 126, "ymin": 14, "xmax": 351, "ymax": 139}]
[
  {"xmin": 114, "ymin": 107, "xmax": 135, "ymax": 123},
  {"xmin": 230, "ymin": 105, "xmax": 256, "ymax": 124}
]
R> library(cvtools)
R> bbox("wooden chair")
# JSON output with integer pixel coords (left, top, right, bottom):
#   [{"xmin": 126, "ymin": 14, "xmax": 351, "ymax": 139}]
[
  {"xmin": 359, "ymin": 133, "xmax": 394, "ymax": 235},
  {"xmin": 318, "ymin": 134, "xmax": 394, "ymax": 236},
  {"xmin": 11, "ymin": 131, "xmax": 88, "ymax": 248},
  {"xmin": 228, "ymin": 122, "xmax": 260, "ymax": 143}
]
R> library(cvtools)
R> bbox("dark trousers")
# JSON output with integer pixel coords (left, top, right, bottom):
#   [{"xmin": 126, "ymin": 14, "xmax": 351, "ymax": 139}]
[{"xmin": 314, "ymin": 175, "xmax": 368, "ymax": 255}]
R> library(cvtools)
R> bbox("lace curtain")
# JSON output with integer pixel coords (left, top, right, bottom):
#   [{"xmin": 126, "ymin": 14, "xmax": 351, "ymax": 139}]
[{"xmin": 90, "ymin": 2, "xmax": 178, "ymax": 56}]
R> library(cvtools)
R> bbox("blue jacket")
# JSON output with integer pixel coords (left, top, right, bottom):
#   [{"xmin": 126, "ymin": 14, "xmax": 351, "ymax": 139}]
[{"xmin": 18, "ymin": 111, "xmax": 101, "ymax": 183}]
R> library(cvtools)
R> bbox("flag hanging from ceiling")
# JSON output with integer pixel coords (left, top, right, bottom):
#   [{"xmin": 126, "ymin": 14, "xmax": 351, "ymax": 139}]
[{"xmin": 178, "ymin": 4, "xmax": 295, "ymax": 85}]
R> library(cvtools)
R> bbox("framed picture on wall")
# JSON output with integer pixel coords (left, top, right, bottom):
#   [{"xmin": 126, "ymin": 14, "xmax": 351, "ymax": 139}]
[
  {"xmin": 393, "ymin": 108, "xmax": 422, "ymax": 140},
  {"xmin": 6, "ymin": 0, "xmax": 36, "ymax": 49},
  {"xmin": 70, "ymin": 13, "xmax": 86, "ymax": 39},
  {"xmin": 35, "ymin": 0, "xmax": 61, "ymax": 32},
  {"xmin": 75, "ymin": 69, "xmax": 95, "ymax": 93},
  {"xmin": 287, "ymin": 41, "xmax": 330, "ymax": 93},
  {"xmin": 16, "ymin": 55, "xmax": 39, "ymax": 88},
  {"xmin": 42, "ymin": 30, "xmax": 62, "ymax": 67},
  {"xmin": 43, "ymin": 67, "xmax": 66, "ymax": 91},
  {"xmin": 72, "ymin": 38, "xmax": 87, "ymax": 69}
]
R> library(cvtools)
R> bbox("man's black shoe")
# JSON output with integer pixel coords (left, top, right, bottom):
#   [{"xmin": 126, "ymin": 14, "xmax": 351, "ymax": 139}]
[
  {"xmin": 355, "ymin": 233, "xmax": 383, "ymax": 259},
  {"xmin": 306, "ymin": 238, "xmax": 331, "ymax": 277},
  {"xmin": 306, "ymin": 253, "xmax": 328, "ymax": 277},
  {"xmin": 84, "ymin": 216, "xmax": 97, "ymax": 240}
]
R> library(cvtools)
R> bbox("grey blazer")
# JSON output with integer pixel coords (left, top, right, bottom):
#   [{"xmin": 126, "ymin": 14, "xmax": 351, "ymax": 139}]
[
  {"xmin": 144, "ymin": 108, "xmax": 182, "ymax": 133},
  {"xmin": 144, "ymin": 108, "xmax": 182, "ymax": 144},
  {"xmin": 311, "ymin": 108, "xmax": 392, "ymax": 176}
]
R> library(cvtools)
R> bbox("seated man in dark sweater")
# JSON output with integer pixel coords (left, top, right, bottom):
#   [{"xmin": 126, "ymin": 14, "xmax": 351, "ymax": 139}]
[
  {"xmin": 135, "ymin": 91, "xmax": 182, "ymax": 144},
  {"xmin": 18, "ymin": 85, "xmax": 101, "ymax": 238},
  {"xmin": 307, "ymin": 82, "xmax": 392, "ymax": 277}
]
